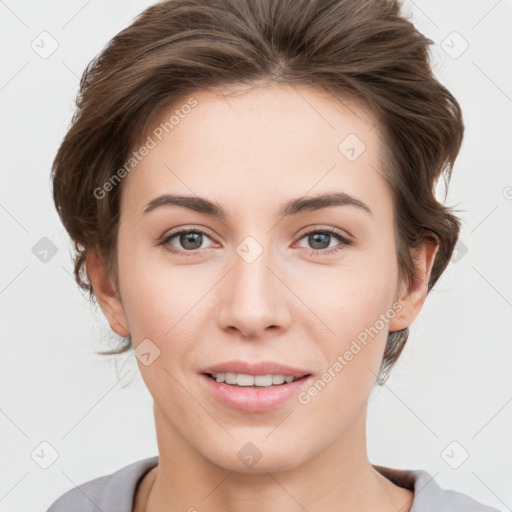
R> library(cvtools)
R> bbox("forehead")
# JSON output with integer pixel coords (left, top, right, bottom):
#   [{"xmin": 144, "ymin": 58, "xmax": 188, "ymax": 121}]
[
  {"xmin": 121, "ymin": 82, "xmax": 389, "ymax": 219},
  {"xmin": 154, "ymin": 82, "xmax": 379, "ymax": 153}
]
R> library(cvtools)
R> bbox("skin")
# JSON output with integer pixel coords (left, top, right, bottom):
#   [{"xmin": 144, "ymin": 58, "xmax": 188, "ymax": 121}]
[{"xmin": 87, "ymin": 82, "xmax": 438, "ymax": 512}]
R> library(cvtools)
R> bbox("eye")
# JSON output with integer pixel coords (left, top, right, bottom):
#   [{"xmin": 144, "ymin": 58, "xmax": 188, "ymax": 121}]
[
  {"xmin": 296, "ymin": 227, "xmax": 352, "ymax": 256},
  {"xmin": 158, "ymin": 225, "xmax": 352, "ymax": 258},
  {"xmin": 159, "ymin": 227, "xmax": 215, "ymax": 257}
]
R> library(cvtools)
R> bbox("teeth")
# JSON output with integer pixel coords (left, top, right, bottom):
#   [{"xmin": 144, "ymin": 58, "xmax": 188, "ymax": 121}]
[
  {"xmin": 272, "ymin": 375, "xmax": 285, "ymax": 385},
  {"xmin": 211, "ymin": 372, "xmax": 298, "ymax": 387}
]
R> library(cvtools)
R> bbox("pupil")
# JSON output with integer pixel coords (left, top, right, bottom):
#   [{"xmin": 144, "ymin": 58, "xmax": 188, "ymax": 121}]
[
  {"xmin": 310, "ymin": 232, "xmax": 329, "ymax": 250},
  {"xmin": 181, "ymin": 232, "xmax": 202, "ymax": 250}
]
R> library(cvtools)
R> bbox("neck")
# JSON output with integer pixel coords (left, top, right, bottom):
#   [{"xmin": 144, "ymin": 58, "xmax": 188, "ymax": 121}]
[{"xmin": 139, "ymin": 403, "xmax": 413, "ymax": 512}]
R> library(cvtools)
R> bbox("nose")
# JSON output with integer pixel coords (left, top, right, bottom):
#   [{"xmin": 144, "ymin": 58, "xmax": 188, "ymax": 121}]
[{"xmin": 216, "ymin": 241, "xmax": 292, "ymax": 339}]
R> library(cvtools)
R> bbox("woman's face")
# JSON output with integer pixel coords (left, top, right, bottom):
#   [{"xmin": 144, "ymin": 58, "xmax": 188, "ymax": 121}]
[{"xmin": 92, "ymin": 83, "xmax": 426, "ymax": 473}]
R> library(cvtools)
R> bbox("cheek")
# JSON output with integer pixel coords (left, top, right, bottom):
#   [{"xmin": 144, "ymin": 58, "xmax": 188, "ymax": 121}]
[
  {"xmin": 116, "ymin": 232, "xmax": 217, "ymax": 350},
  {"xmin": 314, "ymin": 250, "xmax": 399, "ymax": 375},
  {"xmin": 115, "ymin": 229, "xmax": 171, "ymax": 339},
  {"xmin": 300, "ymin": 275, "xmax": 397, "ymax": 425},
  {"xmin": 310, "ymin": 247, "xmax": 398, "ymax": 327},
  {"xmin": 337, "ymin": 273, "xmax": 397, "ymax": 340}
]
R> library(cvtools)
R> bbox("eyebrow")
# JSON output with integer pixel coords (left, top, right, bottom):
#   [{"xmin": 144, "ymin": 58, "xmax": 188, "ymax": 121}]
[{"xmin": 143, "ymin": 191, "xmax": 372, "ymax": 219}]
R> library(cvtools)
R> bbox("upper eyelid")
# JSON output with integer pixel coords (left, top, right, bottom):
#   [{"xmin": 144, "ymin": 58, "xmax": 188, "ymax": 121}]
[
  {"xmin": 296, "ymin": 225, "xmax": 351, "ymax": 239},
  {"xmin": 163, "ymin": 226, "xmax": 216, "ymax": 241}
]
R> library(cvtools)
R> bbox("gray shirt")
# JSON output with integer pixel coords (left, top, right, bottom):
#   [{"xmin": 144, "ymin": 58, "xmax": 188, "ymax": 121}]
[{"xmin": 46, "ymin": 456, "xmax": 502, "ymax": 511}]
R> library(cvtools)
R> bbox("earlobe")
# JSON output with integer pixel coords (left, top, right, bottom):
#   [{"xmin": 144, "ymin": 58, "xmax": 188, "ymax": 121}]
[
  {"xmin": 388, "ymin": 236, "xmax": 439, "ymax": 332},
  {"xmin": 86, "ymin": 251, "xmax": 130, "ymax": 337}
]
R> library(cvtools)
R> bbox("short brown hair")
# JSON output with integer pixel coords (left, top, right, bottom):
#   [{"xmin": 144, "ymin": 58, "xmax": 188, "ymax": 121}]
[{"xmin": 51, "ymin": 0, "xmax": 464, "ymax": 383}]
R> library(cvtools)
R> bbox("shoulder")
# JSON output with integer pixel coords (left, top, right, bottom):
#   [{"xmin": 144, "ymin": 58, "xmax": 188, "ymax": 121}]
[
  {"xmin": 46, "ymin": 456, "xmax": 159, "ymax": 512},
  {"xmin": 373, "ymin": 464, "xmax": 503, "ymax": 512}
]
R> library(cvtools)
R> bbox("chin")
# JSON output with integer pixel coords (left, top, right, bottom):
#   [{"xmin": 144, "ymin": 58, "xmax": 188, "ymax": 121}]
[{"xmin": 203, "ymin": 437, "xmax": 307, "ymax": 474}]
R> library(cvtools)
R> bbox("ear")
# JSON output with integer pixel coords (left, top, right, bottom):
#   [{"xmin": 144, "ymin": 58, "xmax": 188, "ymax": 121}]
[
  {"xmin": 388, "ymin": 236, "xmax": 439, "ymax": 332},
  {"xmin": 86, "ymin": 251, "xmax": 130, "ymax": 337}
]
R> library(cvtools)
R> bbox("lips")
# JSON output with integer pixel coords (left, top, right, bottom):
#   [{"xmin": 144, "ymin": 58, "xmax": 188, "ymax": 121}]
[
  {"xmin": 199, "ymin": 372, "xmax": 315, "ymax": 412},
  {"xmin": 198, "ymin": 360, "xmax": 312, "ymax": 379}
]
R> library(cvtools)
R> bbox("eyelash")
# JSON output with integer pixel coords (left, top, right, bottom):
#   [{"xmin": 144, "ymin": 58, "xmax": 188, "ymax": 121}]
[{"xmin": 158, "ymin": 226, "xmax": 352, "ymax": 258}]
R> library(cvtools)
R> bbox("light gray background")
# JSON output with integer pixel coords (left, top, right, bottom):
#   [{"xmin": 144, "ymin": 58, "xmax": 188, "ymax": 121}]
[{"xmin": 1, "ymin": 1, "xmax": 511, "ymax": 511}]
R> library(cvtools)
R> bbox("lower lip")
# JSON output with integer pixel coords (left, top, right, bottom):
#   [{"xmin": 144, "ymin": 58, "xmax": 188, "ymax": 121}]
[{"xmin": 199, "ymin": 373, "xmax": 313, "ymax": 413}]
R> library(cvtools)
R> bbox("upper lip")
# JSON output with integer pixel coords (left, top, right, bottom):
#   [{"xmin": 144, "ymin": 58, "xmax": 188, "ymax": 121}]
[{"xmin": 199, "ymin": 360, "xmax": 312, "ymax": 378}]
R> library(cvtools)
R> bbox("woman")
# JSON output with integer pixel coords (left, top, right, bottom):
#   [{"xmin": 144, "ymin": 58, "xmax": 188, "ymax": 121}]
[{"xmin": 47, "ymin": 0, "xmax": 500, "ymax": 511}]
